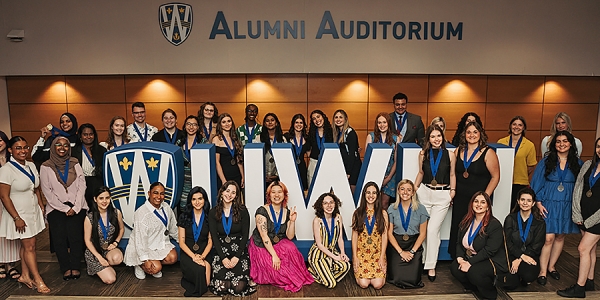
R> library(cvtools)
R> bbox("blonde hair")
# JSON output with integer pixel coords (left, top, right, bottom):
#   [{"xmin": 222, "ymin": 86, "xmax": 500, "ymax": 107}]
[
  {"xmin": 332, "ymin": 109, "xmax": 349, "ymax": 143},
  {"xmin": 430, "ymin": 116, "xmax": 446, "ymax": 135},
  {"xmin": 546, "ymin": 112, "xmax": 573, "ymax": 150},
  {"xmin": 392, "ymin": 179, "xmax": 419, "ymax": 211}
]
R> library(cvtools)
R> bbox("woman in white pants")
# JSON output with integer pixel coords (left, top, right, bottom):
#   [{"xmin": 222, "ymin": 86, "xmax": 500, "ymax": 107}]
[{"xmin": 414, "ymin": 124, "xmax": 456, "ymax": 281}]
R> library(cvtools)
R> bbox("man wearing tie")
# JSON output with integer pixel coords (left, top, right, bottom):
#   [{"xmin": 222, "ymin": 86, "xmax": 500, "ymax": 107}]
[{"xmin": 388, "ymin": 92, "xmax": 425, "ymax": 146}]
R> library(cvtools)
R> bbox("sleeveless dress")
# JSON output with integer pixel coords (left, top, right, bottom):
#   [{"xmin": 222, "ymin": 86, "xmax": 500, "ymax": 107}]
[
  {"xmin": 369, "ymin": 133, "xmax": 398, "ymax": 197},
  {"xmin": 307, "ymin": 215, "xmax": 350, "ymax": 288},
  {"xmin": 449, "ymin": 147, "xmax": 492, "ymax": 258},
  {"xmin": 354, "ymin": 209, "xmax": 386, "ymax": 279},
  {"xmin": 84, "ymin": 212, "xmax": 118, "ymax": 275},
  {"xmin": 215, "ymin": 146, "xmax": 242, "ymax": 189},
  {"xmin": 286, "ymin": 134, "xmax": 310, "ymax": 191},
  {"xmin": 180, "ymin": 214, "xmax": 210, "ymax": 297}
]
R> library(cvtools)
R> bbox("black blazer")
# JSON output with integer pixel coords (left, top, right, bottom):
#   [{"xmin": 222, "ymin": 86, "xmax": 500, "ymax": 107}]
[
  {"xmin": 72, "ymin": 144, "xmax": 107, "ymax": 179},
  {"xmin": 388, "ymin": 112, "xmax": 425, "ymax": 146},
  {"xmin": 151, "ymin": 128, "xmax": 186, "ymax": 146},
  {"xmin": 456, "ymin": 217, "xmax": 508, "ymax": 273},
  {"xmin": 503, "ymin": 212, "xmax": 546, "ymax": 261}
]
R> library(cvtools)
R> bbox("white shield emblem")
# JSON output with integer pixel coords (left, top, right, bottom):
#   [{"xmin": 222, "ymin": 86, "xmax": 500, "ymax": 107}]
[{"xmin": 159, "ymin": 3, "xmax": 193, "ymax": 46}]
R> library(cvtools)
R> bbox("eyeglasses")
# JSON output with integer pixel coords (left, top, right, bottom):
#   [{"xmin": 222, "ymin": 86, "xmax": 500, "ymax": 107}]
[
  {"xmin": 186, "ymin": 122, "xmax": 199, "ymax": 127},
  {"xmin": 204, "ymin": 108, "xmax": 214, "ymax": 112},
  {"xmin": 14, "ymin": 146, "xmax": 30, "ymax": 151}
]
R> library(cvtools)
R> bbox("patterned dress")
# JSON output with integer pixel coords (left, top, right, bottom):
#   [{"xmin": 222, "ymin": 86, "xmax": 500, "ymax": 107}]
[
  {"xmin": 354, "ymin": 209, "xmax": 386, "ymax": 279},
  {"xmin": 308, "ymin": 215, "xmax": 350, "ymax": 288},
  {"xmin": 84, "ymin": 212, "xmax": 118, "ymax": 275}
]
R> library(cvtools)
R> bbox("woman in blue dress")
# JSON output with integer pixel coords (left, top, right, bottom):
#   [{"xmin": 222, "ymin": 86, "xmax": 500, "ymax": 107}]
[
  {"xmin": 365, "ymin": 113, "xmax": 398, "ymax": 209},
  {"xmin": 530, "ymin": 131, "xmax": 581, "ymax": 285}
]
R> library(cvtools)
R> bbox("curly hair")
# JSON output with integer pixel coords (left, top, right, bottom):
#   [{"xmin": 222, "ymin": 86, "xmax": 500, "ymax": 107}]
[
  {"xmin": 177, "ymin": 186, "xmax": 211, "ymax": 228},
  {"xmin": 452, "ymin": 112, "xmax": 483, "ymax": 146},
  {"xmin": 458, "ymin": 121, "xmax": 489, "ymax": 153},
  {"xmin": 197, "ymin": 102, "xmax": 219, "ymax": 124},
  {"xmin": 214, "ymin": 180, "xmax": 245, "ymax": 223},
  {"xmin": 351, "ymin": 181, "xmax": 386, "ymax": 235},
  {"xmin": 544, "ymin": 131, "xmax": 580, "ymax": 178},
  {"xmin": 313, "ymin": 192, "xmax": 342, "ymax": 219},
  {"xmin": 308, "ymin": 110, "xmax": 334, "ymax": 147}
]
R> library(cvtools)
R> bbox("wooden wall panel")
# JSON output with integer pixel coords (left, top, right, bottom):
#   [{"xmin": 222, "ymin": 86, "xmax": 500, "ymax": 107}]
[
  {"xmin": 307, "ymin": 75, "xmax": 368, "ymax": 103},
  {"xmin": 206, "ymin": 103, "xmax": 248, "ymax": 127},
  {"xmin": 135, "ymin": 103, "xmax": 187, "ymax": 130},
  {"xmin": 185, "ymin": 75, "xmax": 246, "ymax": 103},
  {"xmin": 487, "ymin": 76, "xmax": 544, "ymax": 103},
  {"xmin": 7, "ymin": 76, "xmax": 66, "ymax": 104},
  {"xmin": 9, "ymin": 104, "xmax": 68, "ymax": 131},
  {"xmin": 125, "ymin": 75, "xmax": 185, "ymax": 103},
  {"xmin": 68, "ymin": 104, "xmax": 127, "ymax": 130},
  {"xmin": 429, "ymin": 76, "xmax": 487, "ymax": 103},
  {"xmin": 307, "ymin": 102, "xmax": 367, "ymax": 131},
  {"xmin": 368, "ymin": 75, "xmax": 429, "ymax": 103},
  {"xmin": 256, "ymin": 103, "xmax": 308, "ymax": 130},
  {"xmin": 544, "ymin": 77, "xmax": 600, "ymax": 103},
  {"xmin": 541, "ymin": 104, "xmax": 598, "ymax": 131},
  {"xmin": 427, "ymin": 103, "xmax": 486, "ymax": 129},
  {"xmin": 573, "ymin": 130, "xmax": 597, "ymax": 157},
  {"xmin": 485, "ymin": 104, "xmax": 544, "ymax": 131},
  {"xmin": 66, "ymin": 76, "xmax": 125, "ymax": 103},
  {"xmin": 247, "ymin": 75, "xmax": 307, "ymax": 103}
]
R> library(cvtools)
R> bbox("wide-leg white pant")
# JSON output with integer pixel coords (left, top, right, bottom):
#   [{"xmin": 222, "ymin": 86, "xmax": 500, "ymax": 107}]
[{"xmin": 416, "ymin": 184, "xmax": 452, "ymax": 270}]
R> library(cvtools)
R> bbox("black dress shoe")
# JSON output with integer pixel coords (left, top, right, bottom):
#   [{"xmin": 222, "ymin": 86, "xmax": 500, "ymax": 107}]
[
  {"xmin": 557, "ymin": 284, "xmax": 585, "ymax": 298},
  {"xmin": 70, "ymin": 270, "xmax": 81, "ymax": 280},
  {"xmin": 63, "ymin": 270, "xmax": 72, "ymax": 281},
  {"xmin": 585, "ymin": 279, "xmax": 594, "ymax": 291},
  {"xmin": 428, "ymin": 275, "xmax": 436, "ymax": 282},
  {"xmin": 538, "ymin": 276, "xmax": 547, "ymax": 286},
  {"xmin": 549, "ymin": 270, "xmax": 561, "ymax": 280}
]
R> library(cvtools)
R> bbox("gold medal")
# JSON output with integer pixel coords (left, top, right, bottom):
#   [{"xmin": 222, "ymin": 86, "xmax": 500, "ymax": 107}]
[
  {"xmin": 192, "ymin": 244, "xmax": 199, "ymax": 251},
  {"xmin": 466, "ymin": 249, "xmax": 473, "ymax": 256},
  {"xmin": 224, "ymin": 236, "xmax": 231, "ymax": 243},
  {"xmin": 402, "ymin": 234, "xmax": 409, "ymax": 241},
  {"xmin": 46, "ymin": 124, "xmax": 53, "ymax": 131},
  {"xmin": 164, "ymin": 229, "xmax": 169, "ymax": 236},
  {"xmin": 272, "ymin": 235, "xmax": 280, "ymax": 243},
  {"xmin": 269, "ymin": 157, "xmax": 274, "ymax": 163},
  {"xmin": 101, "ymin": 243, "xmax": 109, "ymax": 250},
  {"xmin": 463, "ymin": 171, "xmax": 469, "ymax": 178},
  {"xmin": 367, "ymin": 237, "xmax": 373, "ymax": 244},
  {"xmin": 230, "ymin": 159, "xmax": 236, "ymax": 166},
  {"xmin": 587, "ymin": 190, "xmax": 593, "ymax": 197},
  {"xmin": 431, "ymin": 179, "xmax": 437, "ymax": 186}
]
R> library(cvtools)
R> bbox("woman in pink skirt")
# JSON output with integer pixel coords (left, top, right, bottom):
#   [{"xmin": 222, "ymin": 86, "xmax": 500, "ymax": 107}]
[{"xmin": 248, "ymin": 181, "xmax": 314, "ymax": 292}]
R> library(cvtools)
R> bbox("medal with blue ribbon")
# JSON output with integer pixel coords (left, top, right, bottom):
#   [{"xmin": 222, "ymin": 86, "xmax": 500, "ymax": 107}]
[
  {"xmin": 462, "ymin": 146, "xmax": 480, "ymax": 178},
  {"xmin": 518, "ymin": 213, "xmax": 533, "ymax": 247},
  {"xmin": 467, "ymin": 219, "xmax": 483, "ymax": 255},
  {"xmin": 510, "ymin": 135, "xmax": 523, "ymax": 157},
  {"xmin": 185, "ymin": 137, "xmax": 197, "ymax": 162},
  {"xmin": 556, "ymin": 163, "xmax": 567, "ymax": 192},
  {"xmin": 222, "ymin": 135, "xmax": 237, "ymax": 166},
  {"xmin": 202, "ymin": 122, "xmax": 212, "ymax": 141},
  {"xmin": 293, "ymin": 135, "xmax": 303, "ymax": 165},
  {"xmin": 587, "ymin": 163, "xmax": 600, "ymax": 197},
  {"xmin": 269, "ymin": 204, "xmax": 283, "ymax": 243},
  {"xmin": 133, "ymin": 123, "xmax": 148, "ymax": 141},
  {"xmin": 56, "ymin": 159, "xmax": 70, "ymax": 185},
  {"xmin": 153, "ymin": 208, "xmax": 169, "ymax": 236},
  {"xmin": 322, "ymin": 216, "xmax": 335, "ymax": 246},
  {"xmin": 399, "ymin": 203, "xmax": 412, "ymax": 241},
  {"xmin": 48, "ymin": 124, "xmax": 70, "ymax": 138},
  {"xmin": 429, "ymin": 148, "xmax": 443, "ymax": 186},
  {"xmin": 163, "ymin": 128, "xmax": 179, "ymax": 144},
  {"xmin": 222, "ymin": 207, "xmax": 233, "ymax": 243},
  {"xmin": 9, "ymin": 160, "xmax": 35, "ymax": 184},
  {"xmin": 82, "ymin": 146, "xmax": 95, "ymax": 167},
  {"xmin": 192, "ymin": 210, "xmax": 205, "ymax": 251},
  {"xmin": 245, "ymin": 123, "xmax": 256, "ymax": 143},
  {"xmin": 268, "ymin": 137, "xmax": 277, "ymax": 163},
  {"xmin": 365, "ymin": 213, "xmax": 376, "ymax": 244},
  {"xmin": 337, "ymin": 129, "xmax": 343, "ymax": 143},
  {"xmin": 99, "ymin": 214, "xmax": 110, "ymax": 250},
  {"xmin": 316, "ymin": 131, "xmax": 324, "ymax": 153}
]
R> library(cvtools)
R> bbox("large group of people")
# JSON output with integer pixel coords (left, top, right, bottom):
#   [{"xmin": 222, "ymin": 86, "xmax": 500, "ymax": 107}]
[{"xmin": 0, "ymin": 91, "xmax": 597, "ymax": 299}]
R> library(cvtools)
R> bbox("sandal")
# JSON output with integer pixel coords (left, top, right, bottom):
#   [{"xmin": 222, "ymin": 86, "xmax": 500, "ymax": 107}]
[
  {"xmin": 33, "ymin": 281, "xmax": 51, "ymax": 294},
  {"xmin": 8, "ymin": 267, "xmax": 21, "ymax": 281},
  {"xmin": 0, "ymin": 265, "xmax": 6, "ymax": 280},
  {"xmin": 17, "ymin": 277, "xmax": 34, "ymax": 289}
]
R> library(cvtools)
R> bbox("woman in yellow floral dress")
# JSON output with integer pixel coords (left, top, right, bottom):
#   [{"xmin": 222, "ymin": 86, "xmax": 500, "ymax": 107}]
[{"xmin": 352, "ymin": 181, "xmax": 388, "ymax": 289}]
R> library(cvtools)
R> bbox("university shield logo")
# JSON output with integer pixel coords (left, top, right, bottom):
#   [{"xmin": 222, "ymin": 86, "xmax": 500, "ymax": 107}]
[
  {"xmin": 159, "ymin": 3, "xmax": 193, "ymax": 46},
  {"xmin": 104, "ymin": 142, "xmax": 184, "ymax": 231}
]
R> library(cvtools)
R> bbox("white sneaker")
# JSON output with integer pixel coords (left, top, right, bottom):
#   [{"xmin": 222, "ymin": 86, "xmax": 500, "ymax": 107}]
[
  {"xmin": 152, "ymin": 271, "xmax": 162, "ymax": 278},
  {"xmin": 134, "ymin": 265, "xmax": 146, "ymax": 280}
]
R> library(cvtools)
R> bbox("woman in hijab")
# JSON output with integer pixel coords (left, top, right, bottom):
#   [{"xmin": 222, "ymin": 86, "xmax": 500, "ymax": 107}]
[
  {"xmin": 32, "ymin": 112, "xmax": 78, "ymax": 166},
  {"xmin": 40, "ymin": 136, "xmax": 88, "ymax": 280}
]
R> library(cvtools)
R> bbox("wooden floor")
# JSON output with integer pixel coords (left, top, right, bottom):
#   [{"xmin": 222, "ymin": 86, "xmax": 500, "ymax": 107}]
[{"xmin": 1, "ymin": 229, "xmax": 599, "ymax": 300}]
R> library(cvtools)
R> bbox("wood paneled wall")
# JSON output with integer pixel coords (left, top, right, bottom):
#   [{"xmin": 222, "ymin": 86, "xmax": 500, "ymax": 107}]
[{"xmin": 7, "ymin": 75, "xmax": 600, "ymax": 161}]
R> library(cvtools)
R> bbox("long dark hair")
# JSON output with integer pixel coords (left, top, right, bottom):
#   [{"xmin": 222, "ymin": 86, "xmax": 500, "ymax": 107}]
[
  {"xmin": 214, "ymin": 180, "xmax": 245, "ymax": 223},
  {"xmin": 308, "ymin": 110, "xmax": 333, "ymax": 145},
  {"xmin": 452, "ymin": 112, "xmax": 483, "ymax": 146},
  {"xmin": 260, "ymin": 113, "xmax": 285, "ymax": 153},
  {"xmin": 459, "ymin": 191, "xmax": 493, "ymax": 236},
  {"xmin": 544, "ymin": 131, "xmax": 580, "ymax": 178},
  {"xmin": 7, "ymin": 136, "xmax": 27, "ymax": 160},
  {"xmin": 183, "ymin": 115, "xmax": 203, "ymax": 143},
  {"xmin": 593, "ymin": 137, "xmax": 600, "ymax": 166},
  {"xmin": 285, "ymin": 114, "xmax": 308, "ymax": 141},
  {"xmin": 77, "ymin": 123, "xmax": 104, "ymax": 176},
  {"xmin": 105, "ymin": 116, "xmax": 130, "ymax": 149},
  {"xmin": 508, "ymin": 116, "xmax": 527, "ymax": 137},
  {"xmin": 373, "ymin": 113, "xmax": 394, "ymax": 145},
  {"xmin": 215, "ymin": 113, "xmax": 243, "ymax": 164},
  {"xmin": 458, "ymin": 121, "xmax": 489, "ymax": 153},
  {"xmin": 511, "ymin": 187, "xmax": 542, "ymax": 220},
  {"xmin": 422, "ymin": 124, "xmax": 447, "ymax": 160},
  {"xmin": 197, "ymin": 102, "xmax": 219, "ymax": 124},
  {"xmin": 177, "ymin": 186, "xmax": 211, "ymax": 228},
  {"xmin": 90, "ymin": 186, "xmax": 120, "ymax": 253},
  {"xmin": 314, "ymin": 192, "xmax": 341, "ymax": 219},
  {"xmin": 351, "ymin": 181, "xmax": 386, "ymax": 235},
  {"xmin": 0, "ymin": 130, "xmax": 10, "ymax": 163}
]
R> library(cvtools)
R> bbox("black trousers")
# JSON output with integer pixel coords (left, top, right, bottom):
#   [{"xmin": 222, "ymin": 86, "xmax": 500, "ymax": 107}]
[
  {"xmin": 451, "ymin": 259, "xmax": 498, "ymax": 300},
  {"xmin": 516, "ymin": 258, "xmax": 540, "ymax": 283},
  {"xmin": 47, "ymin": 209, "xmax": 86, "ymax": 273}
]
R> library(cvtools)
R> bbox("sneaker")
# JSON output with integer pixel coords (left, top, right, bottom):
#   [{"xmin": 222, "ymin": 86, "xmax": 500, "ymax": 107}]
[
  {"xmin": 557, "ymin": 284, "xmax": 585, "ymax": 298},
  {"xmin": 152, "ymin": 271, "xmax": 162, "ymax": 278},
  {"xmin": 134, "ymin": 265, "xmax": 146, "ymax": 280},
  {"xmin": 585, "ymin": 279, "xmax": 594, "ymax": 291}
]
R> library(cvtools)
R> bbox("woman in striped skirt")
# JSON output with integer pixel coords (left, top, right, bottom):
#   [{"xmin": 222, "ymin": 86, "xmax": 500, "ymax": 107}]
[{"xmin": 307, "ymin": 192, "xmax": 350, "ymax": 288}]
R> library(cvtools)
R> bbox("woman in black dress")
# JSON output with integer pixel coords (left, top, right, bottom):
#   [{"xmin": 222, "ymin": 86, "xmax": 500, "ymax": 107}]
[
  {"xmin": 450, "ymin": 121, "xmax": 499, "ymax": 259},
  {"xmin": 284, "ymin": 114, "xmax": 310, "ymax": 190},
  {"xmin": 558, "ymin": 137, "xmax": 600, "ymax": 298},
  {"xmin": 211, "ymin": 113, "xmax": 244, "ymax": 189},
  {"xmin": 72, "ymin": 123, "xmax": 107, "ymax": 209},
  {"xmin": 307, "ymin": 110, "xmax": 333, "ymax": 187},
  {"xmin": 451, "ymin": 112, "xmax": 483, "ymax": 147},
  {"xmin": 208, "ymin": 180, "xmax": 255, "ymax": 296},
  {"xmin": 332, "ymin": 109, "xmax": 362, "ymax": 194},
  {"xmin": 178, "ymin": 186, "xmax": 212, "ymax": 297}
]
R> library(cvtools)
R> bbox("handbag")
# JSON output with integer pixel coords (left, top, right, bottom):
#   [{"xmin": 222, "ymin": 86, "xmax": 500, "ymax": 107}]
[{"xmin": 492, "ymin": 231, "xmax": 520, "ymax": 290}]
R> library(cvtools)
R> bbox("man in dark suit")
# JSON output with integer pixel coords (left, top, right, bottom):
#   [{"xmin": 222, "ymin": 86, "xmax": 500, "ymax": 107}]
[{"xmin": 389, "ymin": 92, "xmax": 425, "ymax": 146}]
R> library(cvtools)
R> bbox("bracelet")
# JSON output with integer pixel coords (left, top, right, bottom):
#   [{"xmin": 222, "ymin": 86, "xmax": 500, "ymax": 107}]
[
  {"xmin": 13, "ymin": 216, "xmax": 21, "ymax": 221},
  {"xmin": 450, "ymin": 188, "xmax": 456, "ymax": 191}
]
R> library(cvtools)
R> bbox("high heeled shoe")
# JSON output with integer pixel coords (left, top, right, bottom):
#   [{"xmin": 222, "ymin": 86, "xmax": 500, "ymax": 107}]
[
  {"xmin": 32, "ymin": 281, "xmax": 51, "ymax": 294},
  {"xmin": 17, "ymin": 277, "xmax": 34, "ymax": 289}
]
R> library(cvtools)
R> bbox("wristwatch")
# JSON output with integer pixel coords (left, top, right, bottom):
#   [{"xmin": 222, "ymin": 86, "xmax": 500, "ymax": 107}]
[{"xmin": 409, "ymin": 249, "xmax": 415, "ymax": 254}]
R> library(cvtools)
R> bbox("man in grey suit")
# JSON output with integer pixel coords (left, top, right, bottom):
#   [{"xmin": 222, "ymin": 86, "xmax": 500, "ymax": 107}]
[{"xmin": 389, "ymin": 92, "xmax": 425, "ymax": 146}]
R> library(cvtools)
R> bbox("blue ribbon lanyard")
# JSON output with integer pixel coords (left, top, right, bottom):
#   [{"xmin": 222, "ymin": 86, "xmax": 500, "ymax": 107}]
[
  {"xmin": 316, "ymin": 131, "xmax": 324, "ymax": 153},
  {"xmin": 185, "ymin": 137, "xmax": 197, "ymax": 161},
  {"xmin": 293, "ymin": 135, "xmax": 303, "ymax": 158},
  {"xmin": 399, "ymin": 203, "xmax": 412, "ymax": 233},
  {"xmin": 510, "ymin": 135, "xmax": 523, "ymax": 157},
  {"xmin": 9, "ymin": 160, "xmax": 35, "ymax": 184},
  {"xmin": 153, "ymin": 207, "xmax": 168, "ymax": 229},
  {"xmin": 395, "ymin": 113, "xmax": 406, "ymax": 135},
  {"xmin": 365, "ymin": 214, "xmax": 376, "ymax": 236},
  {"xmin": 556, "ymin": 163, "xmax": 568, "ymax": 185},
  {"xmin": 429, "ymin": 148, "xmax": 443, "ymax": 179},
  {"xmin": 163, "ymin": 128, "xmax": 179, "ymax": 144},
  {"xmin": 268, "ymin": 136, "xmax": 278, "ymax": 158},
  {"xmin": 518, "ymin": 213, "xmax": 533, "ymax": 244},
  {"xmin": 222, "ymin": 135, "xmax": 236, "ymax": 160},
  {"xmin": 99, "ymin": 214, "xmax": 110, "ymax": 241},
  {"xmin": 49, "ymin": 124, "xmax": 70, "ymax": 138},
  {"xmin": 589, "ymin": 163, "xmax": 600, "ymax": 189},
  {"xmin": 322, "ymin": 216, "xmax": 335, "ymax": 245},
  {"xmin": 133, "ymin": 123, "xmax": 148, "ymax": 141},
  {"xmin": 379, "ymin": 133, "xmax": 385, "ymax": 143},
  {"xmin": 269, "ymin": 204, "xmax": 284, "ymax": 234},
  {"xmin": 192, "ymin": 210, "xmax": 205, "ymax": 244},
  {"xmin": 222, "ymin": 207, "xmax": 232, "ymax": 236},
  {"xmin": 337, "ymin": 129, "xmax": 343, "ymax": 144},
  {"xmin": 463, "ymin": 146, "xmax": 480, "ymax": 171},
  {"xmin": 82, "ymin": 146, "xmax": 95, "ymax": 167},
  {"xmin": 245, "ymin": 123, "xmax": 256, "ymax": 143},
  {"xmin": 114, "ymin": 137, "xmax": 122, "ymax": 148},
  {"xmin": 467, "ymin": 219, "xmax": 483, "ymax": 247},
  {"xmin": 202, "ymin": 122, "xmax": 212, "ymax": 141},
  {"xmin": 56, "ymin": 159, "xmax": 70, "ymax": 185}
]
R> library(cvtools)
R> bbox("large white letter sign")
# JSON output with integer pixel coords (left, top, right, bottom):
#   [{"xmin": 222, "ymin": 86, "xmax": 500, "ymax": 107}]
[
  {"xmin": 353, "ymin": 143, "xmax": 394, "ymax": 204},
  {"xmin": 190, "ymin": 144, "xmax": 217, "ymax": 206},
  {"xmin": 104, "ymin": 142, "xmax": 184, "ymax": 238},
  {"xmin": 488, "ymin": 143, "xmax": 514, "ymax": 223},
  {"xmin": 244, "ymin": 143, "xmax": 266, "ymax": 233}
]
